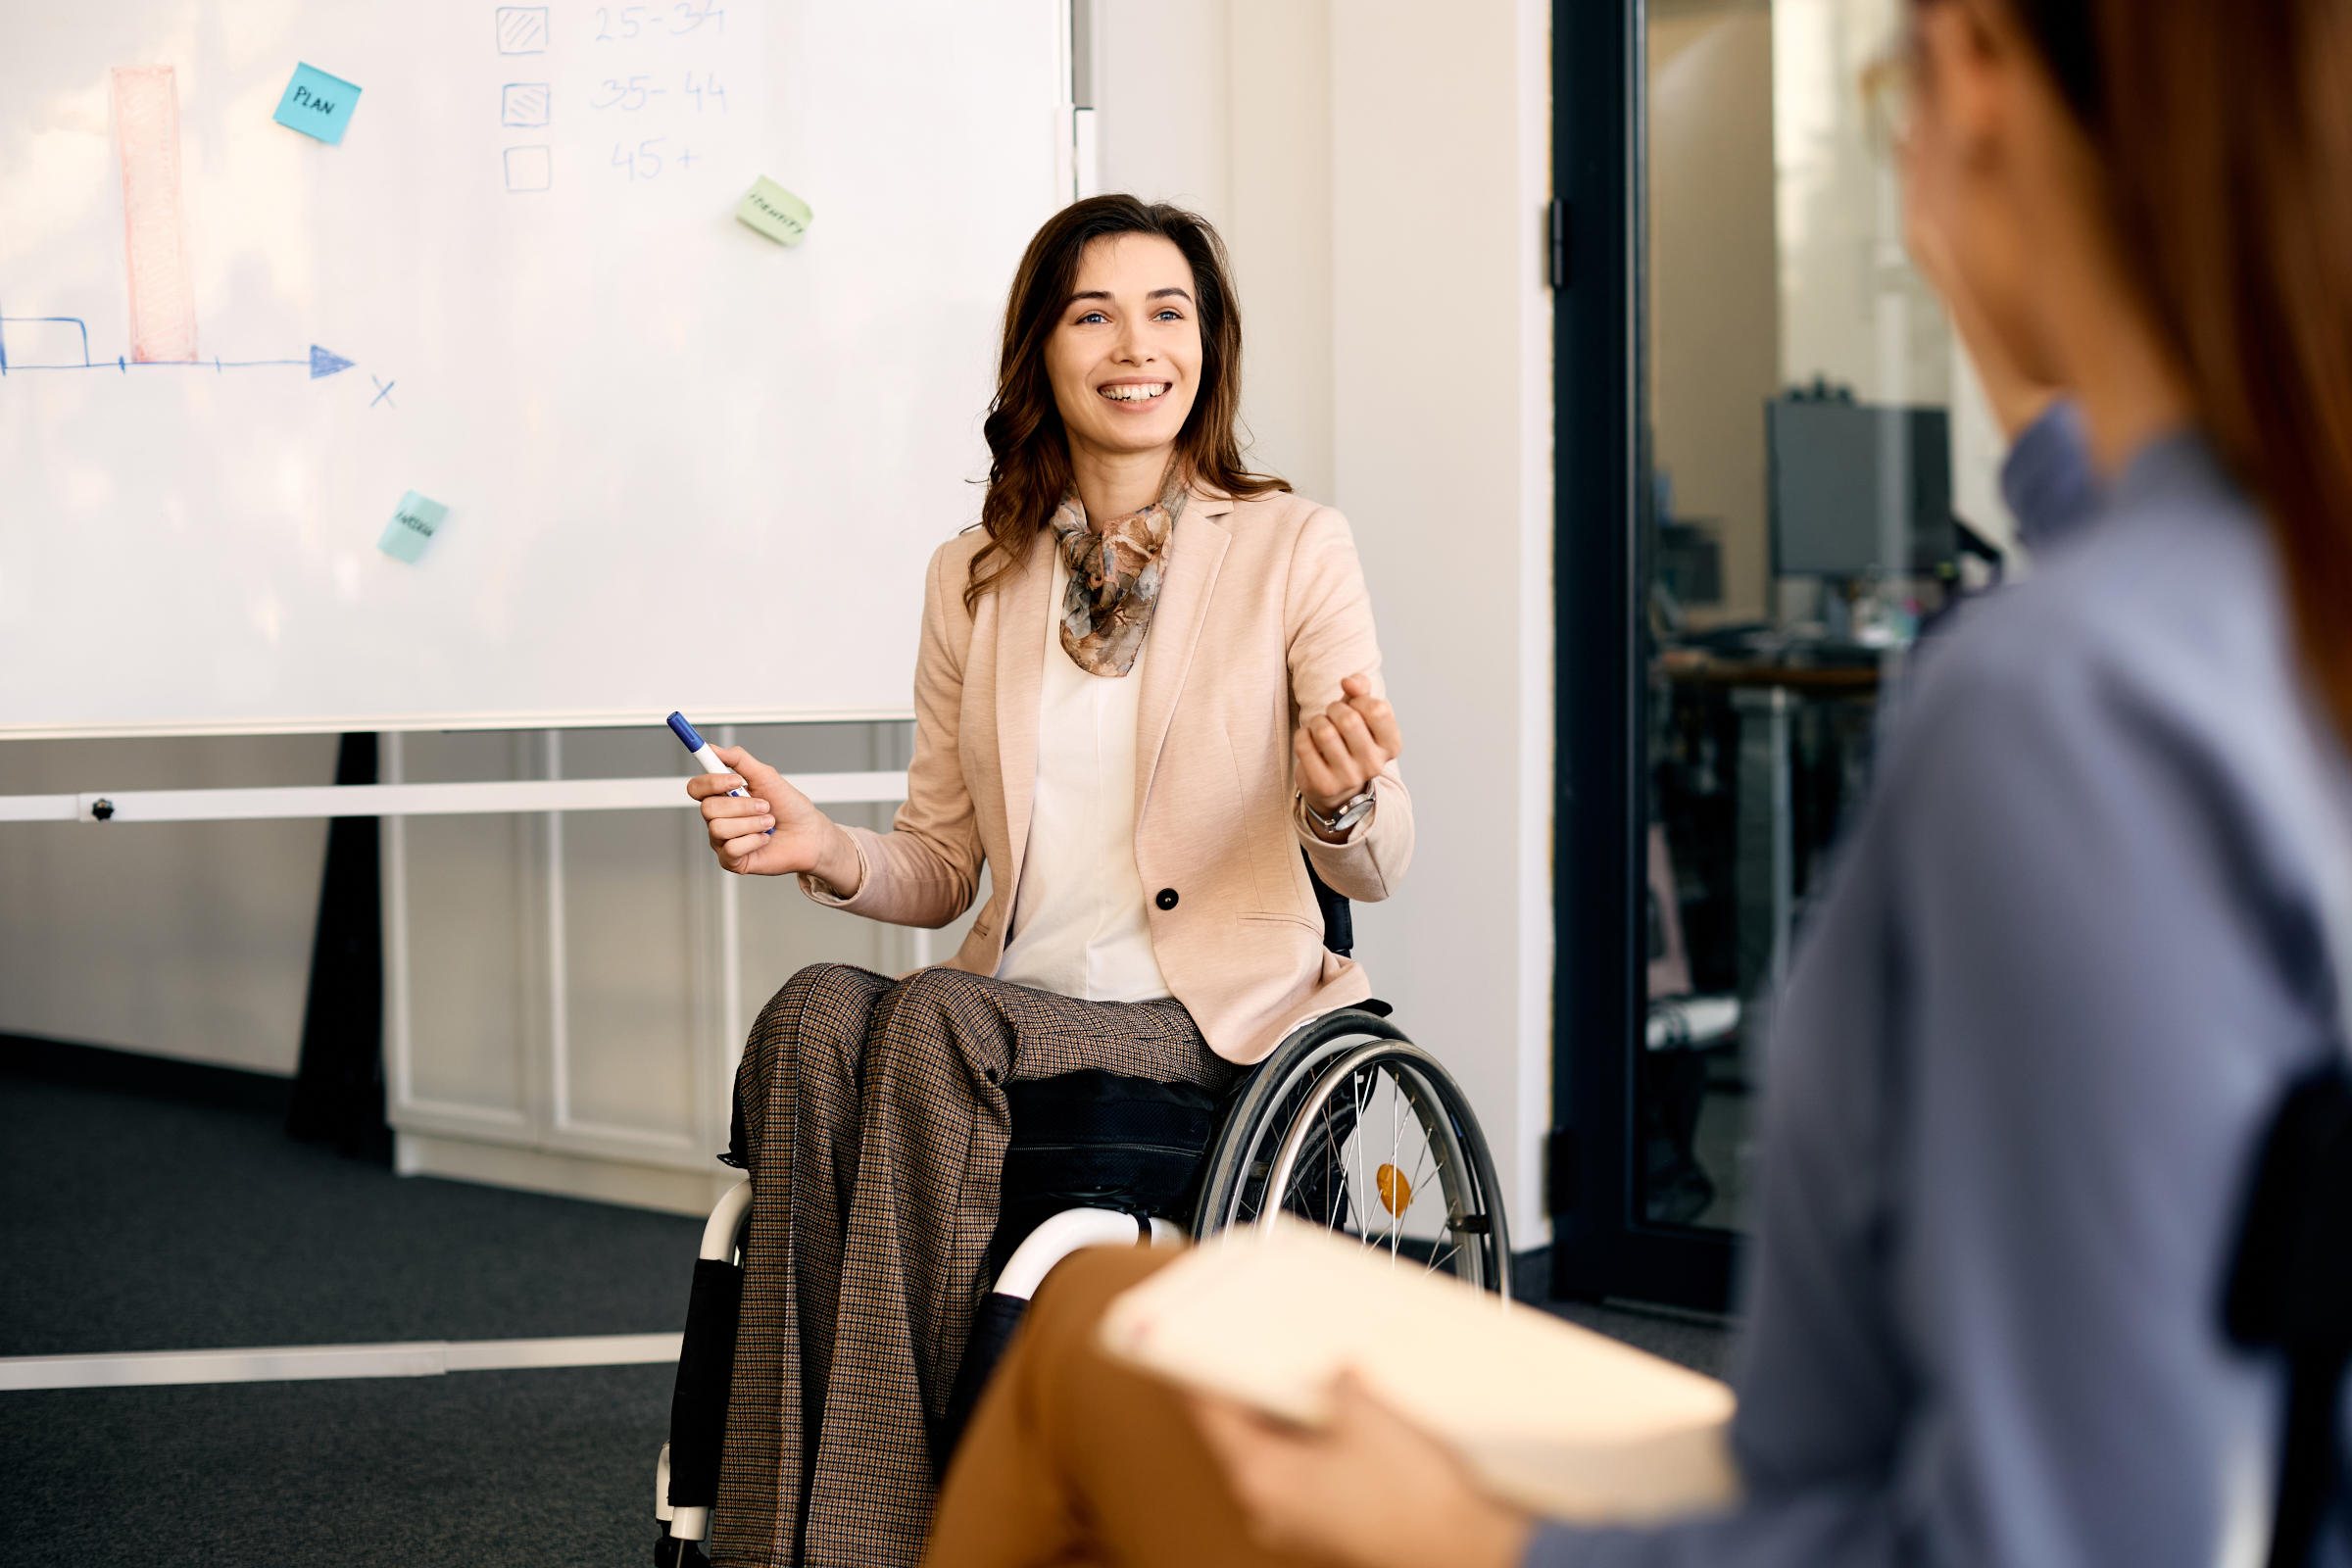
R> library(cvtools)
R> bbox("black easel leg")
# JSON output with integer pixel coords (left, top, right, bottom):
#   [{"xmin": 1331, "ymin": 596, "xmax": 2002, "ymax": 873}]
[{"xmin": 286, "ymin": 732, "xmax": 389, "ymax": 1161}]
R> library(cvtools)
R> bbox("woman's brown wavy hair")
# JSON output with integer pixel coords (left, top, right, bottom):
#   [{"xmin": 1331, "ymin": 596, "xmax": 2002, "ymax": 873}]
[
  {"xmin": 964, "ymin": 195, "xmax": 1289, "ymax": 612},
  {"xmin": 1955, "ymin": 0, "xmax": 2352, "ymax": 746}
]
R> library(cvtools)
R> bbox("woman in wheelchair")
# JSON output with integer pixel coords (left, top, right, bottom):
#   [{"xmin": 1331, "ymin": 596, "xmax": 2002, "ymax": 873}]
[
  {"xmin": 681, "ymin": 194, "xmax": 1413, "ymax": 1567},
  {"xmin": 918, "ymin": 3, "xmax": 2352, "ymax": 1566}
]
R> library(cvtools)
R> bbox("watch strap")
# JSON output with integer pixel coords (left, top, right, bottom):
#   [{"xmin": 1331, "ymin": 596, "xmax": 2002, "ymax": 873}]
[{"xmin": 1303, "ymin": 787, "xmax": 1378, "ymax": 835}]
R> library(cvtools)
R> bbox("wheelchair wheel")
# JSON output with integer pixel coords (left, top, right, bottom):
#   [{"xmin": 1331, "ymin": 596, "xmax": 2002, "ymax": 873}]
[{"xmin": 1191, "ymin": 1010, "xmax": 1511, "ymax": 1299}]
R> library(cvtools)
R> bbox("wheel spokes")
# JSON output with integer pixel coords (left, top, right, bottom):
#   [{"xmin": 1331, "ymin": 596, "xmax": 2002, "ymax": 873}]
[
  {"xmin": 1225, "ymin": 1045, "xmax": 1493, "ymax": 1294},
  {"xmin": 1256, "ymin": 1059, "xmax": 1477, "ymax": 1284}
]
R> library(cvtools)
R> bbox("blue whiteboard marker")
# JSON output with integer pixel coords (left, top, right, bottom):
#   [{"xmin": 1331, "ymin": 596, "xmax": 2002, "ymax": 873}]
[{"xmin": 666, "ymin": 711, "xmax": 772, "ymax": 835}]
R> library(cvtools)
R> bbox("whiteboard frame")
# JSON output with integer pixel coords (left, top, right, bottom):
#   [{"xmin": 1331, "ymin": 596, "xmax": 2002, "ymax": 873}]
[
  {"xmin": 0, "ymin": 707, "xmax": 916, "ymax": 744},
  {"xmin": 0, "ymin": 769, "xmax": 908, "ymax": 824}
]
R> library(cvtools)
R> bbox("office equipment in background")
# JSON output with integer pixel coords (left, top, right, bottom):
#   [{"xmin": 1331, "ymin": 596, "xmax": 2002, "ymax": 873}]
[
  {"xmin": 1656, "ymin": 520, "xmax": 1723, "ymax": 608},
  {"xmin": 1647, "ymin": 467, "xmax": 1723, "ymax": 610},
  {"xmin": 0, "ymin": 1, "xmax": 1064, "ymax": 739},
  {"xmin": 1768, "ymin": 392, "xmax": 1956, "ymax": 580}
]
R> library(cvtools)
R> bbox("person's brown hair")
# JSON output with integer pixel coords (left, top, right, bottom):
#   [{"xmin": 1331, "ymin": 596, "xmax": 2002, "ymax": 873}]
[
  {"xmin": 965, "ymin": 195, "xmax": 1288, "ymax": 612},
  {"xmin": 1987, "ymin": 0, "xmax": 2352, "ymax": 744}
]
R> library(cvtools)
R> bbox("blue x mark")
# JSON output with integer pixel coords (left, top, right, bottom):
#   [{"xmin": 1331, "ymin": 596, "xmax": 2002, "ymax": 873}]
[{"xmin": 369, "ymin": 374, "xmax": 396, "ymax": 409}]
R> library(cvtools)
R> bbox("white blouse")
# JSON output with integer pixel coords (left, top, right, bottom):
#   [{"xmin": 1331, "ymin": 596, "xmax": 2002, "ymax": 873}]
[{"xmin": 993, "ymin": 551, "xmax": 1173, "ymax": 1003}]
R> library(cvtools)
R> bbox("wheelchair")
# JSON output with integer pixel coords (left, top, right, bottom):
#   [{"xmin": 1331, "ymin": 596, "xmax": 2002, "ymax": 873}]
[{"xmin": 652, "ymin": 861, "xmax": 1511, "ymax": 1564}]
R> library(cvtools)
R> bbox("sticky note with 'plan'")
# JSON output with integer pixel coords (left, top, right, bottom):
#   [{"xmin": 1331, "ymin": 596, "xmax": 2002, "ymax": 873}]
[
  {"xmin": 273, "ymin": 63, "xmax": 363, "ymax": 145},
  {"xmin": 378, "ymin": 492, "xmax": 448, "ymax": 563}
]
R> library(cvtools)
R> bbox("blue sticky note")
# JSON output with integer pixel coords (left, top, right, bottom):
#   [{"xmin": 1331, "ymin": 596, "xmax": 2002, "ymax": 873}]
[
  {"xmin": 273, "ymin": 63, "xmax": 363, "ymax": 145},
  {"xmin": 378, "ymin": 492, "xmax": 447, "ymax": 563}
]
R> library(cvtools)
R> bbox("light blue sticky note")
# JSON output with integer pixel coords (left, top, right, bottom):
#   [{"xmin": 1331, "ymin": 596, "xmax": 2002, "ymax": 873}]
[
  {"xmin": 273, "ymin": 63, "xmax": 363, "ymax": 145},
  {"xmin": 378, "ymin": 492, "xmax": 447, "ymax": 563}
]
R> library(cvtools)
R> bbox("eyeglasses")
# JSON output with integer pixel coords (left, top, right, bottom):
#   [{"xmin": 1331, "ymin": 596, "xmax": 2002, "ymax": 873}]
[{"xmin": 1860, "ymin": 18, "xmax": 1926, "ymax": 159}]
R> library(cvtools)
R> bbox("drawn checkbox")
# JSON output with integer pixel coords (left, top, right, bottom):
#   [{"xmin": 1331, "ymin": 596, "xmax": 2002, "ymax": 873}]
[
  {"xmin": 501, "ymin": 82, "xmax": 550, "ymax": 127},
  {"xmin": 504, "ymin": 145, "xmax": 553, "ymax": 192},
  {"xmin": 495, "ymin": 7, "xmax": 549, "ymax": 54}
]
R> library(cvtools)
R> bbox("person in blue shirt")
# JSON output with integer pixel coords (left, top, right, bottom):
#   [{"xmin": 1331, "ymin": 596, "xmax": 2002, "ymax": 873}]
[{"xmin": 916, "ymin": 1, "xmax": 2352, "ymax": 1565}]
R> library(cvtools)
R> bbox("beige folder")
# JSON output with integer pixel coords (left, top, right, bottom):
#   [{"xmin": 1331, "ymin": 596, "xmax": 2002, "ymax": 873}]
[{"xmin": 1097, "ymin": 1217, "xmax": 1740, "ymax": 1526}]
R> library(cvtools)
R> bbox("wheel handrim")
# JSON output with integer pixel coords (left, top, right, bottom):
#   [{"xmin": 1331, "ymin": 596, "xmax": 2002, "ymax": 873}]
[{"xmin": 1230, "ymin": 1042, "xmax": 1496, "ymax": 1293}]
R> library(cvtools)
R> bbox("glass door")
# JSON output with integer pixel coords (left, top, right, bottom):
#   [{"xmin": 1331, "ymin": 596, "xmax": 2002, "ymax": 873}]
[{"xmin": 1551, "ymin": 0, "xmax": 2019, "ymax": 1309}]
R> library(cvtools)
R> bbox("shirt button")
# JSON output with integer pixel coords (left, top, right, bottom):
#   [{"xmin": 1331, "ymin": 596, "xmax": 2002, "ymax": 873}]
[{"xmin": 1154, "ymin": 888, "xmax": 1179, "ymax": 910}]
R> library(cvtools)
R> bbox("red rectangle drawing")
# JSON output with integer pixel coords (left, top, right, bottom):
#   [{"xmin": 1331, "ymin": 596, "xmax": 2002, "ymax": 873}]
[{"xmin": 112, "ymin": 66, "xmax": 197, "ymax": 364}]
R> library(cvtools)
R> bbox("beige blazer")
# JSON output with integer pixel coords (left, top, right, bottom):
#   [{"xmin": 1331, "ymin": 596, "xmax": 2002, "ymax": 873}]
[{"xmin": 805, "ymin": 486, "xmax": 1413, "ymax": 1065}]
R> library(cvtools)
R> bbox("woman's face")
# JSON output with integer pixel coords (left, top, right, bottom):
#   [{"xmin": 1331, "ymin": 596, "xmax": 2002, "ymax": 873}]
[
  {"xmin": 1902, "ymin": 0, "xmax": 2076, "ymax": 387},
  {"xmin": 1045, "ymin": 232, "xmax": 1204, "ymax": 475}
]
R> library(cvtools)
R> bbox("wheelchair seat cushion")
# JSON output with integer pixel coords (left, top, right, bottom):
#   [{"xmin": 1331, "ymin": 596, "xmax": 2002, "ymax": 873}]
[{"xmin": 989, "ymin": 1069, "xmax": 1223, "ymax": 1273}]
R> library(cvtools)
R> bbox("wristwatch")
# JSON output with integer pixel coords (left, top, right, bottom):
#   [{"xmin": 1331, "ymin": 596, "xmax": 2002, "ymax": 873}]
[{"xmin": 1301, "ymin": 786, "xmax": 1378, "ymax": 836}]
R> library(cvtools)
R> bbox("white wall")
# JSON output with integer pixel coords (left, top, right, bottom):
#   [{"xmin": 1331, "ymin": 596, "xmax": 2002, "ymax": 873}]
[
  {"xmin": 1332, "ymin": 0, "xmax": 1556, "ymax": 1246},
  {"xmin": 1094, "ymin": 0, "xmax": 1557, "ymax": 1239},
  {"xmin": 0, "ymin": 734, "xmax": 334, "ymax": 1075},
  {"xmin": 1088, "ymin": 0, "xmax": 1335, "ymax": 500}
]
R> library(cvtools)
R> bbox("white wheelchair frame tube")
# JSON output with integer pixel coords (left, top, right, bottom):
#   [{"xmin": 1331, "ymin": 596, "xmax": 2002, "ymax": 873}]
[
  {"xmin": 993, "ymin": 1207, "xmax": 1179, "ymax": 1300},
  {"xmin": 661, "ymin": 1186, "xmax": 1172, "ymax": 1544},
  {"xmin": 661, "ymin": 1180, "xmax": 755, "ymax": 1544}
]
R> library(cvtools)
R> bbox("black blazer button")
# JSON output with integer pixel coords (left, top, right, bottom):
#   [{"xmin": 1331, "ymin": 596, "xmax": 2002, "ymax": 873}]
[{"xmin": 1154, "ymin": 888, "xmax": 1179, "ymax": 910}]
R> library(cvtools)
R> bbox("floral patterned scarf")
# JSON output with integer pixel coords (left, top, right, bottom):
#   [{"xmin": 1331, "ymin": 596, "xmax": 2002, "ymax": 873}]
[{"xmin": 1047, "ymin": 474, "xmax": 1189, "ymax": 677}]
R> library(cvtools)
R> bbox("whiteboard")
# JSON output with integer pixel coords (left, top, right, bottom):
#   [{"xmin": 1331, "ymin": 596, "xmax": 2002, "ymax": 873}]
[{"xmin": 0, "ymin": 0, "xmax": 1066, "ymax": 738}]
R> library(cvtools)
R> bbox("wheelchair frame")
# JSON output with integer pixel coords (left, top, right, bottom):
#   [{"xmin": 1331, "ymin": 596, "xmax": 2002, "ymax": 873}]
[{"xmin": 653, "ymin": 1002, "xmax": 1509, "ymax": 1559}]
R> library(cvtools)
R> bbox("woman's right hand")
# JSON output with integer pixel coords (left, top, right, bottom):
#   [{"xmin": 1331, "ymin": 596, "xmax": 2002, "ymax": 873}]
[{"xmin": 687, "ymin": 745, "xmax": 862, "ymax": 892}]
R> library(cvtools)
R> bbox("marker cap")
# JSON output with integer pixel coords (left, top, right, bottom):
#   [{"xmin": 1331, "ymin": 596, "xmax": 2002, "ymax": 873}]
[{"xmin": 665, "ymin": 711, "xmax": 705, "ymax": 753}]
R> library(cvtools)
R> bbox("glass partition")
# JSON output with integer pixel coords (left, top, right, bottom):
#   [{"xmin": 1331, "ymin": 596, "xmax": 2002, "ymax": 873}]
[{"xmin": 1628, "ymin": 0, "xmax": 2015, "ymax": 1239}]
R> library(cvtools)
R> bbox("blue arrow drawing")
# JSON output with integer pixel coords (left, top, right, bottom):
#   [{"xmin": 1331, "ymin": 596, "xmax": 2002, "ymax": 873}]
[{"xmin": 0, "ymin": 312, "xmax": 359, "ymax": 380}]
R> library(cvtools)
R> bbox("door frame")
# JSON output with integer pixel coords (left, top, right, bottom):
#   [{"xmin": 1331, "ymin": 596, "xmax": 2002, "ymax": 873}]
[{"xmin": 1546, "ymin": 0, "xmax": 1739, "ymax": 1311}]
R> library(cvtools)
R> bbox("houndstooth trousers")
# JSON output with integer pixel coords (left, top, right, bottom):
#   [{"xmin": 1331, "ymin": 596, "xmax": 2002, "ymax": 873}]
[{"xmin": 710, "ymin": 962, "xmax": 1239, "ymax": 1568}]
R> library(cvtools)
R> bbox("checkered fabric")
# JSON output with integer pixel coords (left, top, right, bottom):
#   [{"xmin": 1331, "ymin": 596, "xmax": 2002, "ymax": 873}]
[{"xmin": 710, "ymin": 962, "xmax": 1238, "ymax": 1568}]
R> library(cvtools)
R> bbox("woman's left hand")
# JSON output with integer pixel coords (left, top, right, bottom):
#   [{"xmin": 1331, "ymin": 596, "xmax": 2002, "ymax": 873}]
[
  {"xmin": 1189, "ymin": 1372, "xmax": 1536, "ymax": 1568},
  {"xmin": 1296, "ymin": 672, "xmax": 1401, "ymax": 823}
]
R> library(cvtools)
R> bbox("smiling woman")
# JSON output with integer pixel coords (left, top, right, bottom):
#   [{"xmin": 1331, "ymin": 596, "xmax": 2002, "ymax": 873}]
[
  {"xmin": 677, "ymin": 194, "xmax": 1416, "ymax": 1568},
  {"xmin": 967, "ymin": 196, "xmax": 1291, "ymax": 610}
]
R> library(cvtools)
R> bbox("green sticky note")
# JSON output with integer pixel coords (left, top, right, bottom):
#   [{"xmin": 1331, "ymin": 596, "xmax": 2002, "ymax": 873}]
[
  {"xmin": 736, "ymin": 177, "xmax": 811, "ymax": 246},
  {"xmin": 378, "ymin": 491, "xmax": 447, "ymax": 563}
]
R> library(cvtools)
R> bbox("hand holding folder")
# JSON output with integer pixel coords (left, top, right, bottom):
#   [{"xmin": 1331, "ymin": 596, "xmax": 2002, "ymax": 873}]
[{"xmin": 1098, "ymin": 1217, "xmax": 1740, "ymax": 1527}]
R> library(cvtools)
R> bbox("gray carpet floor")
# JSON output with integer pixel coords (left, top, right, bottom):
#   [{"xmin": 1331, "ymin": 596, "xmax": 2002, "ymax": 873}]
[
  {"xmin": 1550, "ymin": 1297, "xmax": 1731, "ymax": 1382},
  {"xmin": 7, "ymin": 1364, "xmax": 673, "ymax": 1566},
  {"xmin": 0, "ymin": 1069, "xmax": 1733, "ymax": 1567},
  {"xmin": 1, "ymin": 1077, "xmax": 705, "ymax": 1357},
  {"xmin": 1, "ymin": 1074, "xmax": 703, "ymax": 1567}
]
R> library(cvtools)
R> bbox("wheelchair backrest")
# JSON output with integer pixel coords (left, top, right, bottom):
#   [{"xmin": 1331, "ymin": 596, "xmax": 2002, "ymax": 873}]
[{"xmin": 1304, "ymin": 851, "xmax": 1351, "ymax": 958}]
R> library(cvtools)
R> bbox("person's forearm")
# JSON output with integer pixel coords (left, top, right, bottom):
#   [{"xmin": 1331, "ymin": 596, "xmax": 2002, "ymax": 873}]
[
  {"xmin": 1296, "ymin": 777, "xmax": 1412, "ymax": 902},
  {"xmin": 808, "ymin": 819, "xmax": 863, "ymax": 896}
]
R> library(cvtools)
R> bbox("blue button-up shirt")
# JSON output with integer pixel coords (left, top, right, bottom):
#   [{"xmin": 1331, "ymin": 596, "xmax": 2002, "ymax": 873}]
[{"xmin": 1529, "ymin": 413, "xmax": 2352, "ymax": 1566}]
